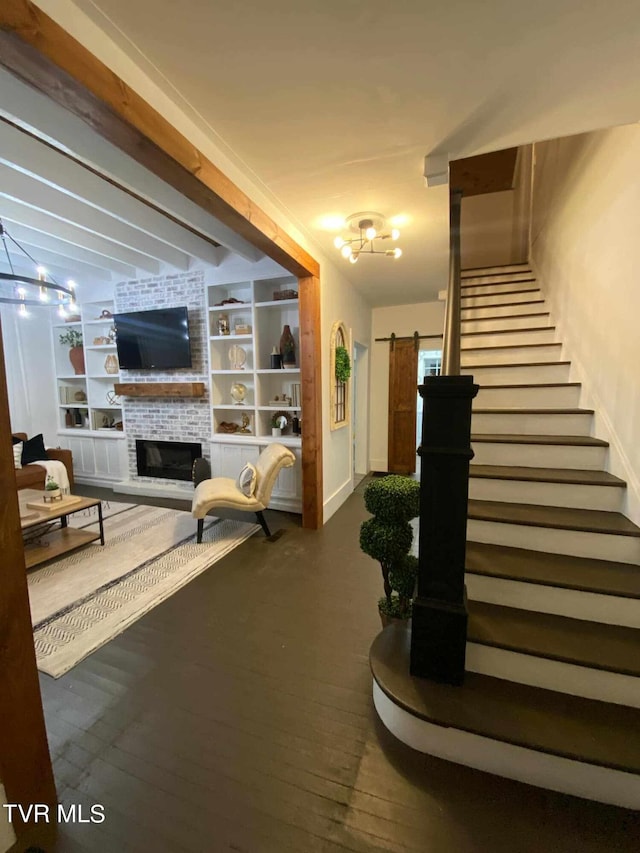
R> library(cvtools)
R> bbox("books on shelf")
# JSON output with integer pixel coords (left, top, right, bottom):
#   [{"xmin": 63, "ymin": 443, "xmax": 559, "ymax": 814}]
[{"xmin": 291, "ymin": 383, "xmax": 301, "ymax": 408}]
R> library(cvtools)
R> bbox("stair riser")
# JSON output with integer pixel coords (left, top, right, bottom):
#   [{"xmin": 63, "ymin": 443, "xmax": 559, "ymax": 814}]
[
  {"xmin": 474, "ymin": 384, "xmax": 580, "ymax": 408},
  {"xmin": 471, "ymin": 442, "xmax": 606, "ymax": 470},
  {"xmin": 464, "ymin": 363, "xmax": 570, "ymax": 385},
  {"xmin": 467, "ymin": 519, "xmax": 640, "ymax": 564},
  {"xmin": 466, "ymin": 644, "xmax": 640, "ymax": 708},
  {"xmin": 462, "ymin": 315, "xmax": 550, "ymax": 333},
  {"xmin": 465, "ymin": 573, "xmax": 640, "ymax": 629},
  {"xmin": 461, "ymin": 283, "xmax": 542, "ymax": 308},
  {"xmin": 373, "ymin": 682, "xmax": 640, "ymax": 809},
  {"xmin": 463, "ymin": 275, "xmax": 535, "ymax": 289},
  {"xmin": 462, "ymin": 302, "xmax": 545, "ymax": 319},
  {"xmin": 471, "ymin": 411, "xmax": 592, "ymax": 435},
  {"xmin": 462, "ymin": 328, "xmax": 557, "ymax": 348},
  {"xmin": 462, "ymin": 345, "xmax": 562, "ymax": 365},
  {"xmin": 469, "ymin": 478, "xmax": 623, "ymax": 512},
  {"xmin": 463, "ymin": 264, "xmax": 532, "ymax": 276}
]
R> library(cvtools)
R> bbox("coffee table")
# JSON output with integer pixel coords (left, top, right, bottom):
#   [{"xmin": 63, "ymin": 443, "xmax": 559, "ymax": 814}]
[{"xmin": 19, "ymin": 489, "xmax": 105, "ymax": 570}]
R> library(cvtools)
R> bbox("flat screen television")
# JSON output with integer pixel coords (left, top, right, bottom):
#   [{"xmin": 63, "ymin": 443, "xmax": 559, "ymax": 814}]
[{"xmin": 113, "ymin": 306, "xmax": 192, "ymax": 369}]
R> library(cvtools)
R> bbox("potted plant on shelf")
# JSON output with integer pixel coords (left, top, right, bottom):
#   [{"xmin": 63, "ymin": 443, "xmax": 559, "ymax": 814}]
[
  {"xmin": 359, "ymin": 475, "xmax": 420, "ymax": 626},
  {"xmin": 271, "ymin": 412, "xmax": 288, "ymax": 437},
  {"xmin": 43, "ymin": 475, "xmax": 62, "ymax": 502},
  {"xmin": 59, "ymin": 328, "xmax": 85, "ymax": 375}
]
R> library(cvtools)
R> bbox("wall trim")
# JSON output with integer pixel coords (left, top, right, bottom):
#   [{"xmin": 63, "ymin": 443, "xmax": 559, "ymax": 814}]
[{"xmin": 323, "ymin": 476, "xmax": 353, "ymax": 523}]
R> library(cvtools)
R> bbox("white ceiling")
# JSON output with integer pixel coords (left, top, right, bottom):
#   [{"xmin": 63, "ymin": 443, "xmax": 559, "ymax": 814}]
[{"xmin": 58, "ymin": 0, "xmax": 640, "ymax": 306}]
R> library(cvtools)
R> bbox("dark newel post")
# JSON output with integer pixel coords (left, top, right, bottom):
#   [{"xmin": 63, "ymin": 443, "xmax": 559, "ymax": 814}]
[{"xmin": 410, "ymin": 187, "xmax": 478, "ymax": 685}]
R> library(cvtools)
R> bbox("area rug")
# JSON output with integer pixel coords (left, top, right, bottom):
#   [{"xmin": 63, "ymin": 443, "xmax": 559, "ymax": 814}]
[{"xmin": 28, "ymin": 502, "xmax": 259, "ymax": 677}]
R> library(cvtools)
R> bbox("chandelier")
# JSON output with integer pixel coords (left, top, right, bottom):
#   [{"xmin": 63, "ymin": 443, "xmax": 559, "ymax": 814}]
[
  {"xmin": 333, "ymin": 212, "xmax": 402, "ymax": 264},
  {"xmin": 0, "ymin": 218, "xmax": 76, "ymax": 317}
]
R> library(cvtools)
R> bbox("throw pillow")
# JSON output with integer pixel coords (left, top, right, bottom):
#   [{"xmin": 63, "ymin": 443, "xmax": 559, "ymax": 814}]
[
  {"xmin": 236, "ymin": 462, "xmax": 257, "ymax": 497},
  {"xmin": 21, "ymin": 433, "xmax": 49, "ymax": 465},
  {"xmin": 13, "ymin": 441, "xmax": 23, "ymax": 469}
]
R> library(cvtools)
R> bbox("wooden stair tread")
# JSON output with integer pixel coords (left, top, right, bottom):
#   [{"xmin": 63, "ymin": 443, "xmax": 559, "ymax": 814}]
[
  {"xmin": 476, "ymin": 382, "xmax": 580, "ymax": 389},
  {"xmin": 462, "ymin": 278, "xmax": 537, "ymax": 287},
  {"xmin": 463, "ymin": 342, "xmax": 562, "ymax": 352},
  {"xmin": 467, "ymin": 600, "xmax": 640, "ymax": 677},
  {"xmin": 468, "ymin": 499, "xmax": 640, "ymax": 538},
  {"xmin": 471, "ymin": 433, "xmax": 608, "ymax": 447},
  {"xmin": 462, "ymin": 293, "xmax": 542, "ymax": 303},
  {"xmin": 465, "ymin": 541, "xmax": 640, "ymax": 599},
  {"xmin": 371, "ymin": 625, "xmax": 640, "ymax": 774},
  {"xmin": 469, "ymin": 464, "xmax": 625, "ymax": 487},
  {"xmin": 462, "ymin": 264, "xmax": 532, "ymax": 272},
  {"xmin": 462, "ymin": 311, "xmax": 550, "ymax": 322},
  {"xmin": 465, "ymin": 360, "xmax": 570, "ymax": 369},
  {"xmin": 473, "ymin": 407, "xmax": 593, "ymax": 414},
  {"xmin": 461, "ymin": 326, "xmax": 556, "ymax": 337}
]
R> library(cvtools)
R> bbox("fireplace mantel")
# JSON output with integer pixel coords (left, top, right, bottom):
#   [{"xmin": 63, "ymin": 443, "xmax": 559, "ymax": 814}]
[{"xmin": 114, "ymin": 382, "xmax": 205, "ymax": 398}]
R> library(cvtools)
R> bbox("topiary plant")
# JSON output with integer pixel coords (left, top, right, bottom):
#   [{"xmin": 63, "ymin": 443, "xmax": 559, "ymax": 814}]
[
  {"xmin": 334, "ymin": 346, "xmax": 351, "ymax": 383},
  {"xmin": 359, "ymin": 475, "xmax": 420, "ymax": 621}
]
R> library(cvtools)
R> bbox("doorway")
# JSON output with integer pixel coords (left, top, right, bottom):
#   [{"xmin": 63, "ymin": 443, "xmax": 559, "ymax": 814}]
[
  {"xmin": 352, "ymin": 341, "xmax": 369, "ymax": 487},
  {"xmin": 415, "ymin": 348, "xmax": 442, "ymax": 478}
]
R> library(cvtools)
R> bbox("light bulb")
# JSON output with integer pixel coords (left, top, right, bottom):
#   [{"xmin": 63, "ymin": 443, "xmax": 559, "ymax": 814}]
[
  {"xmin": 39, "ymin": 285, "xmax": 49, "ymax": 302},
  {"xmin": 37, "ymin": 266, "xmax": 47, "ymax": 280},
  {"xmin": 349, "ymin": 253, "xmax": 359, "ymax": 264},
  {"xmin": 19, "ymin": 302, "xmax": 27, "ymax": 317},
  {"xmin": 365, "ymin": 226, "xmax": 377, "ymax": 240},
  {"xmin": 391, "ymin": 228, "xmax": 400, "ymax": 240},
  {"xmin": 393, "ymin": 248, "xmax": 402, "ymax": 259},
  {"xmin": 341, "ymin": 244, "xmax": 352, "ymax": 259},
  {"xmin": 17, "ymin": 287, "xmax": 26, "ymax": 297},
  {"xmin": 334, "ymin": 236, "xmax": 345, "ymax": 249}
]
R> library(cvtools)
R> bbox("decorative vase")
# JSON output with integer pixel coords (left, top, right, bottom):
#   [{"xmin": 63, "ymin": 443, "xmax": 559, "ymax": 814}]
[
  {"xmin": 280, "ymin": 325, "xmax": 296, "ymax": 368},
  {"xmin": 64, "ymin": 409, "xmax": 74, "ymax": 428},
  {"xmin": 104, "ymin": 353, "xmax": 119, "ymax": 374},
  {"xmin": 68, "ymin": 345, "xmax": 85, "ymax": 375}
]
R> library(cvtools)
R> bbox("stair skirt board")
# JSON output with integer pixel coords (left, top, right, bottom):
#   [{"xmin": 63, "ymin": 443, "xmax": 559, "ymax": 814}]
[
  {"xmin": 373, "ymin": 682, "xmax": 640, "ymax": 810},
  {"xmin": 470, "ymin": 442, "xmax": 606, "ymax": 470},
  {"xmin": 467, "ymin": 519, "xmax": 640, "ymax": 564},
  {"xmin": 468, "ymin": 478, "xmax": 623, "ymax": 512},
  {"xmin": 471, "ymin": 411, "xmax": 592, "ymax": 435},
  {"xmin": 465, "ymin": 573, "xmax": 640, "ymax": 629},
  {"xmin": 461, "ymin": 315, "xmax": 551, "ymax": 333},
  {"xmin": 461, "ymin": 344, "xmax": 563, "ymax": 365},
  {"xmin": 465, "ymin": 643, "xmax": 640, "ymax": 709},
  {"xmin": 474, "ymin": 385, "xmax": 581, "ymax": 408},
  {"xmin": 462, "ymin": 363, "xmax": 571, "ymax": 384},
  {"xmin": 460, "ymin": 284, "xmax": 544, "ymax": 308},
  {"xmin": 461, "ymin": 328, "xmax": 558, "ymax": 348},
  {"xmin": 461, "ymin": 302, "xmax": 545, "ymax": 319}
]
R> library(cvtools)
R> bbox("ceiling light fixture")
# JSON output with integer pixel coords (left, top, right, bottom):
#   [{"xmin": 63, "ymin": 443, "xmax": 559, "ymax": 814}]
[
  {"xmin": 334, "ymin": 212, "xmax": 402, "ymax": 264},
  {"xmin": 0, "ymin": 218, "xmax": 76, "ymax": 316}
]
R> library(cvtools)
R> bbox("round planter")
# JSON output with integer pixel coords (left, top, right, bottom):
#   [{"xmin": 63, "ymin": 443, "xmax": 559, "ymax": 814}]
[
  {"xmin": 68, "ymin": 345, "xmax": 85, "ymax": 376},
  {"xmin": 378, "ymin": 609, "xmax": 410, "ymax": 629},
  {"xmin": 43, "ymin": 488, "xmax": 62, "ymax": 502},
  {"xmin": 272, "ymin": 428, "xmax": 282, "ymax": 437}
]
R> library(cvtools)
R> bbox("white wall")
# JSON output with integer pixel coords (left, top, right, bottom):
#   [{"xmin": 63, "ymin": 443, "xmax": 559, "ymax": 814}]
[
  {"xmin": 322, "ymin": 260, "xmax": 371, "ymax": 521},
  {"xmin": 369, "ymin": 300, "xmax": 445, "ymax": 472},
  {"xmin": 531, "ymin": 126, "xmax": 640, "ymax": 523},
  {"xmin": 461, "ymin": 190, "xmax": 516, "ymax": 269},
  {"xmin": 1, "ymin": 305, "xmax": 57, "ymax": 445}
]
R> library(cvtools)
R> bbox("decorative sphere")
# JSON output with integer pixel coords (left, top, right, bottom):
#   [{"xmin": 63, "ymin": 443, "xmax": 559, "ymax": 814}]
[{"xmin": 230, "ymin": 382, "xmax": 247, "ymax": 404}]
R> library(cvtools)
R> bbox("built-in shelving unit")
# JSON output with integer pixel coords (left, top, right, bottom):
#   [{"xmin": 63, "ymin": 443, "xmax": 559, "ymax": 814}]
[{"xmin": 207, "ymin": 274, "xmax": 303, "ymax": 512}]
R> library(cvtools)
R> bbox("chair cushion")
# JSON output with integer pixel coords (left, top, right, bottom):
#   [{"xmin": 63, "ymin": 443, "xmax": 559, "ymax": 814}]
[
  {"xmin": 21, "ymin": 433, "xmax": 48, "ymax": 465},
  {"xmin": 13, "ymin": 441, "xmax": 23, "ymax": 469},
  {"xmin": 236, "ymin": 462, "xmax": 257, "ymax": 497}
]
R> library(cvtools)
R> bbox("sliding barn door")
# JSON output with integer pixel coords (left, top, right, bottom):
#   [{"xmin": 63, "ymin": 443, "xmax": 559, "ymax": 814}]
[{"xmin": 387, "ymin": 338, "xmax": 418, "ymax": 474}]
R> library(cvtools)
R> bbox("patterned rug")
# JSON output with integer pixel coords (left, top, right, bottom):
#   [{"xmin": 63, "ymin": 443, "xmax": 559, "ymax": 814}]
[{"xmin": 28, "ymin": 502, "xmax": 259, "ymax": 677}]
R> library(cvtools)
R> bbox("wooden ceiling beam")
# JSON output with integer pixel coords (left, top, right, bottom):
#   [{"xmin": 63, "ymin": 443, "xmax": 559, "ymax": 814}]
[{"xmin": 0, "ymin": 1, "xmax": 320, "ymax": 278}]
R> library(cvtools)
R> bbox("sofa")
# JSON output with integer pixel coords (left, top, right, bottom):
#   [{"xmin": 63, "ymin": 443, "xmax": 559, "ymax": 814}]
[{"xmin": 12, "ymin": 432, "xmax": 74, "ymax": 491}]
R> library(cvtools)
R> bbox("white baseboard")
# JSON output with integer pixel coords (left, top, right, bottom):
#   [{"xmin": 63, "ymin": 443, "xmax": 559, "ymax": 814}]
[
  {"xmin": 323, "ymin": 477, "xmax": 353, "ymax": 523},
  {"xmin": 370, "ymin": 458, "xmax": 387, "ymax": 472}
]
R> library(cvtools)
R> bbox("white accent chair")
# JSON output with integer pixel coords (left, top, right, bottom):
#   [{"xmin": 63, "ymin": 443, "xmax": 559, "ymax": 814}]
[{"xmin": 191, "ymin": 443, "xmax": 296, "ymax": 541}]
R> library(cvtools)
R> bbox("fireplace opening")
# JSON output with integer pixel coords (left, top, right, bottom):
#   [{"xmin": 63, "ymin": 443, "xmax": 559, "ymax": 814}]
[{"xmin": 136, "ymin": 439, "xmax": 202, "ymax": 481}]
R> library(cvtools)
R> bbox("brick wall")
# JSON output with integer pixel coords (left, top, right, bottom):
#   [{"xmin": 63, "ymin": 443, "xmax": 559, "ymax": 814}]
[{"xmin": 115, "ymin": 271, "xmax": 210, "ymax": 484}]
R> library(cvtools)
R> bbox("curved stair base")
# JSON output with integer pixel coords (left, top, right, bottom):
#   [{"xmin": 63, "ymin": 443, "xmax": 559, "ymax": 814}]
[{"xmin": 371, "ymin": 625, "xmax": 640, "ymax": 810}]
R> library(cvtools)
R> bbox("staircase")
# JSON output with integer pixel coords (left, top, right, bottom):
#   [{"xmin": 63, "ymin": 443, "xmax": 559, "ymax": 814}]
[{"xmin": 371, "ymin": 263, "xmax": 640, "ymax": 809}]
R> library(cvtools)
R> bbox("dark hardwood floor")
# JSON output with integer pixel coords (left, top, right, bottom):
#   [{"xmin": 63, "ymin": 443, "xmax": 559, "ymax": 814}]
[{"xmin": 37, "ymin": 482, "xmax": 639, "ymax": 852}]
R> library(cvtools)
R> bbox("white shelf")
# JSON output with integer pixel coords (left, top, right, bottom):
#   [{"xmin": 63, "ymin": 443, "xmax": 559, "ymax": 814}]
[
  {"xmin": 57, "ymin": 428, "xmax": 125, "ymax": 439},
  {"xmin": 84, "ymin": 318, "xmax": 115, "ymax": 325},
  {"xmin": 53, "ymin": 321, "xmax": 82, "ymax": 329},
  {"xmin": 259, "ymin": 406, "xmax": 301, "ymax": 412},
  {"xmin": 86, "ymin": 344, "xmax": 117, "ymax": 351},
  {"xmin": 209, "ymin": 303, "xmax": 252, "ymax": 312},
  {"xmin": 88, "ymin": 374, "xmax": 120, "ymax": 380},
  {"xmin": 256, "ymin": 368, "xmax": 300, "ymax": 374},
  {"xmin": 212, "ymin": 404, "xmax": 256, "ymax": 410},
  {"xmin": 58, "ymin": 374, "xmax": 86, "ymax": 379},
  {"xmin": 254, "ymin": 298, "xmax": 299, "ymax": 308},
  {"xmin": 210, "ymin": 432, "xmax": 301, "ymax": 447},
  {"xmin": 58, "ymin": 403, "xmax": 88, "ymax": 409},
  {"xmin": 210, "ymin": 369, "xmax": 251, "ymax": 375},
  {"xmin": 209, "ymin": 334, "xmax": 252, "ymax": 341}
]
